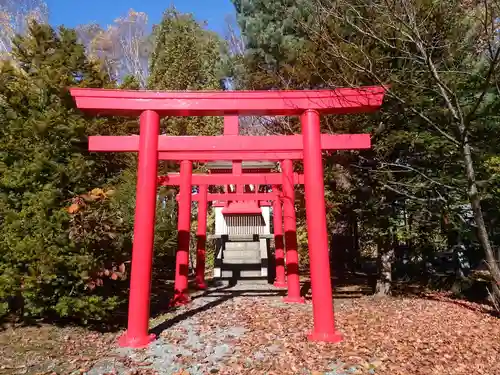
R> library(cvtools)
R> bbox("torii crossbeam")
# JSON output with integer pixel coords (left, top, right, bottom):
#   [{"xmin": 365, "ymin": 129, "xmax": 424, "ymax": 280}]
[
  {"xmin": 89, "ymin": 134, "xmax": 370, "ymax": 153},
  {"xmin": 177, "ymin": 192, "xmax": 278, "ymax": 202},
  {"xmin": 157, "ymin": 172, "xmax": 304, "ymax": 186},
  {"xmin": 71, "ymin": 86, "xmax": 386, "ymax": 348},
  {"xmin": 71, "ymin": 86, "xmax": 385, "ymax": 116}
]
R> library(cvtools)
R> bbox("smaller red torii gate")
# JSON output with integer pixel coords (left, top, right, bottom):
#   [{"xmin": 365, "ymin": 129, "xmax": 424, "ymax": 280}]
[
  {"xmin": 159, "ymin": 170, "xmax": 303, "ymax": 305},
  {"xmin": 71, "ymin": 86, "xmax": 386, "ymax": 348},
  {"xmin": 173, "ymin": 188, "xmax": 287, "ymax": 290}
]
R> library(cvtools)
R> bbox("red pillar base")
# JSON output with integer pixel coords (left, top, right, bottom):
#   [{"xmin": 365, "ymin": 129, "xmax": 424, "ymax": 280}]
[
  {"xmin": 307, "ymin": 330, "xmax": 343, "ymax": 343},
  {"xmin": 283, "ymin": 296, "xmax": 305, "ymax": 304},
  {"xmin": 118, "ymin": 332, "xmax": 156, "ymax": 348},
  {"xmin": 273, "ymin": 281, "xmax": 287, "ymax": 288},
  {"xmin": 195, "ymin": 282, "xmax": 208, "ymax": 290},
  {"xmin": 169, "ymin": 291, "xmax": 191, "ymax": 307}
]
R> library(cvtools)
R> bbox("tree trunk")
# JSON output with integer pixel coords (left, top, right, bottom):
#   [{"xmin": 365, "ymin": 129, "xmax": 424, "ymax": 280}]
[
  {"xmin": 375, "ymin": 239, "xmax": 394, "ymax": 296},
  {"xmin": 462, "ymin": 139, "xmax": 500, "ymax": 309},
  {"xmin": 352, "ymin": 212, "xmax": 360, "ymax": 271}
]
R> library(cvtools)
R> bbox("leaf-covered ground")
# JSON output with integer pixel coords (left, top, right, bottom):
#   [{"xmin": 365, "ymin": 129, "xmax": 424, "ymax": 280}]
[
  {"xmin": 0, "ymin": 324, "xmax": 118, "ymax": 375},
  {"xmin": 1, "ymin": 280, "xmax": 499, "ymax": 375}
]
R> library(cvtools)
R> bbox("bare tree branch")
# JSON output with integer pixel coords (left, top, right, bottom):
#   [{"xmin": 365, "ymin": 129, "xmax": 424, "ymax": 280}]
[
  {"xmin": 380, "ymin": 162, "xmax": 457, "ymax": 190},
  {"xmin": 0, "ymin": 0, "xmax": 48, "ymax": 58}
]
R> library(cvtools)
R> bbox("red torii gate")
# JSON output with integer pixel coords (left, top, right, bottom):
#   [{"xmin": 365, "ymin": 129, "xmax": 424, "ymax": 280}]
[
  {"xmin": 159, "ymin": 170, "xmax": 302, "ymax": 303},
  {"xmin": 173, "ymin": 188, "xmax": 286, "ymax": 290},
  {"xmin": 71, "ymin": 87, "xmax": 385, "ymax": 348}
]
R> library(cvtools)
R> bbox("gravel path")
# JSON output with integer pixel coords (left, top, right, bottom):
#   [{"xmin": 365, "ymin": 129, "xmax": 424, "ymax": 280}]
[{"xmin": 89, "ymin": 280, "xmax": 312, "ymax": 375}]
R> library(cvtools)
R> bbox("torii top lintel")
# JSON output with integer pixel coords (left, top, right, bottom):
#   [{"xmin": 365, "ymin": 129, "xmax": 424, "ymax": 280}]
[{"xmin": 70, "ymin": 86, "xmax": 386, "ymax": 117}]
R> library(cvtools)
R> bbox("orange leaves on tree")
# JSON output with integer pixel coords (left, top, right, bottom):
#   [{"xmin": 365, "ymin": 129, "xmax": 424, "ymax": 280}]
[
  {"xmin": 67, "ymin": 188, "xmax": 115, "ymax": 215},
  {"xmin": 67, "ymin": 203, "xmax": 81, "ymax": 214}
]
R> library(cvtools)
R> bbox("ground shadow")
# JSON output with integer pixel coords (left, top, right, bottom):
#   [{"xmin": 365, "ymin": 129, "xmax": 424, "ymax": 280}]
[
  {"xmin": 148, "ymin": 267, "xmax": 375, "ymax": 333},
  {"xmin": 389, "ymin": 281, "xmax": 500, "ymax": 318},
  {"xmin": 149, "ymin": 272, "xmax": 376, "ymax": 337},
  {"xmin": 150, "ymin": 279, "xmax": 287, "ymax": 336},
  {"xmin": 299, "ymin": 271, "xmax": 376, "ymax": 301}
]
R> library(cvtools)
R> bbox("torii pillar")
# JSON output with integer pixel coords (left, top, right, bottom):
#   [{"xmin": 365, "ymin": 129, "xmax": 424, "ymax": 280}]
[
  {"xmin": 272, "ymin": 187, "xmax": 286, "ymax": 288},
  {"xmin": 302, "ymin": 110, "xmax": 342, "ymax": 342},
  {"xmin": 118, "ymin": 111, "xmax": 159, "ymax": 347},
  {"xmin": 195, "ymin": 184, "xmax": 208, "ymax": 289},
  {"xmin": 282, "ymin": 159, "xmax": 304, "ymax": 303},
  {"xmin": 170, "ymin": 160, "xmax": 193, "ymax": 306}
]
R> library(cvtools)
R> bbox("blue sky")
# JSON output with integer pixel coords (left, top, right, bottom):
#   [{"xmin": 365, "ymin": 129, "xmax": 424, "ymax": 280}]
[{"xmin": 46, "ymin": 0, "xmax": 236, "ymax": 35}]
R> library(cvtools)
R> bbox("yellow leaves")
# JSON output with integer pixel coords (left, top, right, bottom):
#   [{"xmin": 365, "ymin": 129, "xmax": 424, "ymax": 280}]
[
  {"xmin": 67, "ymin": 188, "xmax": 114, "ymax": 214},
  {"xmin": 87, "ymin": 188, "xmax": 114, "ymax": 200},
  {"xmin": 113, "ymin": 9, "xmax": 148, "ymax": 27},
  {"xmin": 484, "ymin": 156, "xmax": 500, "ymax": 174},
  {"xmin": 0, "ymin": 11, "xmax": 11, "ymax": 25},
  {"xmin": 0, "ymin": 11, "xmax": 14, "ymax": 37},
  {"xmin": 90, "ymin": 188, "xmax": 106, "ymax": 199}
]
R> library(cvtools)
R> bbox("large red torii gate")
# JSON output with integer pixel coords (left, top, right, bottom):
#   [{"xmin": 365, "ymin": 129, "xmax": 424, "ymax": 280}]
[{"xmin": 71, "ymin": 86, "xmax": 385, "ymax": 348}]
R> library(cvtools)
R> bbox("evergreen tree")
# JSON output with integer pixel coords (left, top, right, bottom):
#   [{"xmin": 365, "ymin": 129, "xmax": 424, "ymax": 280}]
[
  {"xmin": 231, "ymin": 0, "xmax": 318, "ymax": 89},
  {"xmin": 230, "ymin": 0, "xmax": 500, "ymax": 301},
  {"xmin": 148, "ymin": 7, "xmax": 224, "ymax": 136},
  {"xmin": 0, "ymin": 22, "xmax": 128, "ymax": 320}
]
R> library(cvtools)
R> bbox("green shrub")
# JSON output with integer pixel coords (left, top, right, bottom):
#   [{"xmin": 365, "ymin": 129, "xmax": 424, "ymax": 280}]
[{"xmin": 0, "ymin": 22, "xmax": 129, "ymax": 321}]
